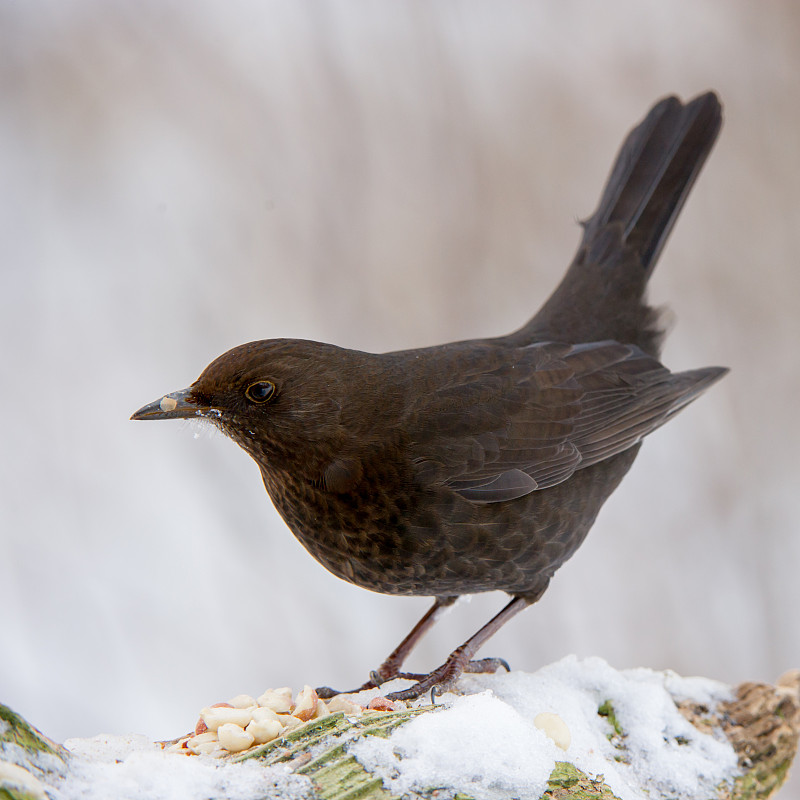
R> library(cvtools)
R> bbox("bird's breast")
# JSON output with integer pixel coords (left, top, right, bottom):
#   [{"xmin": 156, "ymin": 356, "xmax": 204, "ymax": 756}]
[{"xmin": 261, "ymin": 463, "xmax": 429, "ymax": 590}]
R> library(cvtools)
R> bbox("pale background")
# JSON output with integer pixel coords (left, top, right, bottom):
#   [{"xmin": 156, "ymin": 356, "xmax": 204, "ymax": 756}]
[{"xmin": 2, "ymin": 1, "xmax": 799, "ymax": 795}]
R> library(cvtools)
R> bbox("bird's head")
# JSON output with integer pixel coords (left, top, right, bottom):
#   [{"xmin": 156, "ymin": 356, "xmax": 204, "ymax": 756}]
[{"xmin": 131, "ymin": 338, "xmax": 368, "ymax": 471}]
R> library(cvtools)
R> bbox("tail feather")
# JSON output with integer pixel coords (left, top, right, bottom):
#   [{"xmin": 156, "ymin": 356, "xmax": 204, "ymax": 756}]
[
  {"xmin": 585, "ymin": 93, "xmax": 722, "ymax": 279},
  {"xmin": 506, "ymin": 92, "xmax": 722, "ymax": 357}
]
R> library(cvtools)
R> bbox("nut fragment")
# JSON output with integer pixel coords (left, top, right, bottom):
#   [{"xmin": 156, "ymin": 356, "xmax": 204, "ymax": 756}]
[
  {"xmin": 325, "ymin": 696, "xmax": 364, "ymax": 715},
  {"xmin": 159, "ymin": 395, "xmax": 178, "ymax": 413},
  {"xmin": 186, "ymin": 731, "xmax": 219, "ymax": 754},
  {"xmin": 195, "ymin": 702, "xmax": 233, "ymax": 735},
  {"xmin": 246, "ymin": 718, "xmax": 283, "ymax": 744},
  {"xmin": 292, "ymin": 686, "xmax": 319, "ymax": 721},
  {"xmin": 200, "ymin": 705, "xmax": 253, "ymax": 731},
  {"xmin": 257, "ymin": 688, "xmax": 294, "ymax": 713},
  {"xmin": 217, "ymin": 723, "xmax": 255, "ymax": 753},
  {"xmin": 251, "ymin": 706, "xmax": 281, "ymax": 724},
  {"xmin": 229, "ymin": 694, "xmax": 257, "ymax": 709},
  {"xmin": 194, "ymin": 740, "xmax": 225, "ymax": 756},
  {"xmin": 367, "ymin": 697, "xmax": 402, "ymax": 712},
  {"xmin": 276, "ymin": 714, "xmax": 304, "ymax": 730},
  {"xmin": 534, "ymin": 712, "xmax": 571, "ymax": 751},
  {"xmin": 312, "ymin": 699, "xmax": 331, "ymax": 719}
]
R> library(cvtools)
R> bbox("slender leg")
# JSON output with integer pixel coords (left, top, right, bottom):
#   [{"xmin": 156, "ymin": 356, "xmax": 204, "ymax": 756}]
[
  {"xmin": 370, "ymin": 595, "xmax": 458, "ymax": 682},
  {"xmin": 385, "ymin": 595, "xmax": 531, "ymax": 702},
  {"xmin": 317, "ymin": 596, "xmax": 457, "ymax": 698}
]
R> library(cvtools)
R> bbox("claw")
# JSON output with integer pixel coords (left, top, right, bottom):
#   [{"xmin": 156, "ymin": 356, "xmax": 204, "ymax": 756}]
[
  {"xmin": 369, "ymin": 670, "xmax": 385, "ymax": 688},
  {"xmin": 463, "ymin": 656, "xmax": 511, "ymax": 674}
]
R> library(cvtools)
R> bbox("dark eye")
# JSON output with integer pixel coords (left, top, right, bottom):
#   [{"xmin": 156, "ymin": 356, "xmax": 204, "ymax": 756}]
[{"xmin": 245, "ymin": 381, "xmax": 276, "ymax": 404}]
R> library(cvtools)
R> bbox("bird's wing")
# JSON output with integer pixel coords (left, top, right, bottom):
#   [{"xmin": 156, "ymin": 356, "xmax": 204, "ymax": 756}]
[{"xmin": 405, "ymin": 340, "xmax": 724, "ymax": 503}]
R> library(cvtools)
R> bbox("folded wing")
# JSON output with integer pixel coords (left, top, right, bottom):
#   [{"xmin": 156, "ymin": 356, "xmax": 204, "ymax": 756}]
[{"xmin": 407, "ymin": 341, "xmax": 727, "ymax": 503}]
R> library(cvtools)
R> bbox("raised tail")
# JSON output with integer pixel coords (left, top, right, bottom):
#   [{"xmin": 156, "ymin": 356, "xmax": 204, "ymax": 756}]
[{"xmin": 506, "ymin": 92, "xmax": 722, "ymax": 357}]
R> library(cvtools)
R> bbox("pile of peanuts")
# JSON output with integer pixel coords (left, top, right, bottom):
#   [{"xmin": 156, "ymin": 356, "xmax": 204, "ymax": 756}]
[{"xmin": 165, "ymin": 685, "xmax": 403, "ymax": 757}]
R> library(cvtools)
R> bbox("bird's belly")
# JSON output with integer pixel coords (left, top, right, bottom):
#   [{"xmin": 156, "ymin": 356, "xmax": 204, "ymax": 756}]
[
  {"xmin": 268, "ymin": 483, "xmax": 586, "ymax": 597},
  {"xmin": 265, "ymin": 448, "xmax": 638, "ymax": 598}
]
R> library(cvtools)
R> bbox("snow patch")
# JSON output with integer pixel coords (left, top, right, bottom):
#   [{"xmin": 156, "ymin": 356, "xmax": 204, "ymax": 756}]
[
  {"xmin": 353, "ymin": 691, "xmax": 560, "ymax": 800},
  {"xmin": 56, "ymin": 734, "xmax": 310, "ymax": 800},
  {"xmin": 351, "ymin": 655, "xmax": 739, "ymax": 800}
]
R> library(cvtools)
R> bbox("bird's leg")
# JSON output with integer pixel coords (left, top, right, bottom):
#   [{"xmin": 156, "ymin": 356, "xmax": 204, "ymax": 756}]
[
  {"xmin": 316, "ymin": 596, "xmax": 457, "ymax": 699},
  {"xmin": 370, "ymin": 595, "xmax": 458, "ymax": 683},
  {"xmin": 384, "ymin": 595, "xmax": 531, "ymax": 702}
]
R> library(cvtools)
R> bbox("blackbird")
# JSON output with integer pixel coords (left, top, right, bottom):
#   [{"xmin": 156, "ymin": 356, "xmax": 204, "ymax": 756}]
[{"xmin": 133, "ymin": 91, "xmax": 726, "ymax": 701}]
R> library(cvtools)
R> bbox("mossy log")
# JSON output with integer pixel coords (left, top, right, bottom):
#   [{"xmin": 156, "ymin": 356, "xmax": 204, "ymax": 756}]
[{"xmin": 1, "ymin": 670, "xmax": 798, "ymax": 800}]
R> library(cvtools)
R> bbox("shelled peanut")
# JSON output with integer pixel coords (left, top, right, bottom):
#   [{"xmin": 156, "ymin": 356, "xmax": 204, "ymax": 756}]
[{"xmin": 163, "ymin": 685, "xmax": 401, "ymax": 757}]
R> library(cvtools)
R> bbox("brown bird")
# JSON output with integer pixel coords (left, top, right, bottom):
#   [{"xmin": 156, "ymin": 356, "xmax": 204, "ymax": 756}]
[{"xmin": 132, "ymin": 91, "xmax": 726, "ymax": 701}]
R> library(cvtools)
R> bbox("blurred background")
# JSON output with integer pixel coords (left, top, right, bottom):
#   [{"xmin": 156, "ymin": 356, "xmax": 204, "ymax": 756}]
[{"xmin": 2, "ymin": 0, "xmax": 798, "ymax": 793}]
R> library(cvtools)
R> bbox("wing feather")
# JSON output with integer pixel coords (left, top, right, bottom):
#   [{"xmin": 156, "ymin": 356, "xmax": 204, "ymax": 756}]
[{"xmin": 405, "ymin": 340, "xmax": 724, "ymax": 503}]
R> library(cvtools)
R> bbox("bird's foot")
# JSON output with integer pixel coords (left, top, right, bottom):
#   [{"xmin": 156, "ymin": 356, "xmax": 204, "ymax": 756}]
[
  {"xmin": 383, "ymin": 661, "xmax": 461, "ymax": 702},
  {"xmin": 316, "ymin": 655, "xmax": 511, "ymax": 700},
  {"xmin": 384, "ymin": 655, "xmax": 511, "ymax": 702}
]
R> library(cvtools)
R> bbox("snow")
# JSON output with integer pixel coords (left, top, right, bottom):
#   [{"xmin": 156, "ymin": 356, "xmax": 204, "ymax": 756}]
[
  {"xmin": 352, "ymin": 656, "xmax": 740, "ymax": 800},
  {"xmin": 54, "ymin": 734, "xmax": 310, "ymax": 800},
  {"xmin": 5, "ymin": 657, "xmax": 741, "ymax": 800},
  {"xmin": 352, "ymin": 691, "xmax": 561, "ymax": 800}
]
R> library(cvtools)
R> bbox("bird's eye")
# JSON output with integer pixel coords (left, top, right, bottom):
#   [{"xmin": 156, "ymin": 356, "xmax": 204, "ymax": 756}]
[{"xmin": 245, "ymin": 381, "xmax": 276, "ymax": 404}]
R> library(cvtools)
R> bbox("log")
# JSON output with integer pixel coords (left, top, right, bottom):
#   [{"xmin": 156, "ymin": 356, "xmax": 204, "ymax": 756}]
[{"xmin": 1, "ymin": 665, "xmax": 798, "ymax": 800}]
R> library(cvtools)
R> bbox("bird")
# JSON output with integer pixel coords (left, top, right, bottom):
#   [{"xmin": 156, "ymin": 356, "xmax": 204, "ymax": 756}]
[{"xmin": 132, "ymin": 91, "xmax": 726, "ymax": 701}]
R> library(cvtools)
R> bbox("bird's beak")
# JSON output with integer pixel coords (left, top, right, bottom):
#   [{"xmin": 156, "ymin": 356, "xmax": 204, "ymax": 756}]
[{"xmin": 130, "ymin": 388, "xmax": 202, "ymax": 421}]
